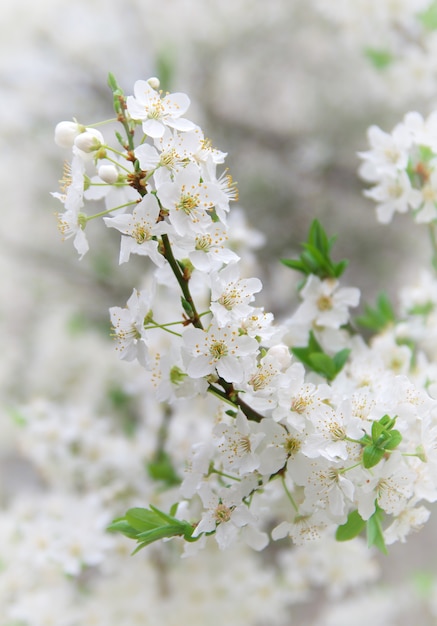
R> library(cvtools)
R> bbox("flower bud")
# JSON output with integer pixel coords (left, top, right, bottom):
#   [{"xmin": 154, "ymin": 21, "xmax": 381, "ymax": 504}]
[
  {"xmin": 54, "ymin": 121, "xmax": 82, "ymax": 148},
  {"xmin": 147, "ymin": 77, "xmax": 160, "ymax": 90},
  {"xmin": 265, "ymin": 344, "xmax": 291, "ymax": 370},
  {"xmin": 74, "ymin": 128, "xmax": 104, "ymax": 153},
  {"xmin": 98, "ymin": 164, "xmax": 119, "ymax": 184}
]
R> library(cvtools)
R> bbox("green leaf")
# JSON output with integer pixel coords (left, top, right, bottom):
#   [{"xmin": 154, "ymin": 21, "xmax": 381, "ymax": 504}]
[
  {"xmin": 419, "ymin": 1, "xmax": 437, "ymax": 30},
  {"xmin": 309, "ymin": 352, "xmax": 336, "ymax": 380},
  {"xmin": 107, "ymin": 519, "xmax": 140, "ymax": 539},
  {"xmin": 181, "ymin": 296, "xmax": 194, "ymax": 318},
  {"xmin": 292, "ymin": 333, "xmax": 349, "ymax": 381},
  {"xmin": 384, "ymin": 429, "xmax": 402, "ymax": 450},
  {"xmin": 356, "ymin": 291, "xmax": 395, "ymax": 332},
  {"xmin": 126, "ymin": 507, "xmax": 164, "ymax": 531},
  {"xmin": 364, "ymin": 47, "xmax": 393, "ymax": 69},
  {"xmin": 336, "ymin": 509, "xmax": 366, "ymax": 541},
  {"xmin": 332, "ymin": 348, "xmax": 351, "ymax": 372},
  {"xmin": 147, "ymin": 451, "xmax": 181, "ymax": 487},
  {"xmin": 367, "ymin": 505, "xmax": 387, "ymax": 554},
  {"xmin": 362, "ymin": 445, "xmax": 385, "ymax": 469},
  {"xmin": 281, "ymin": 219, "xmax": 348, "ymax": 280},
  {"xmin": 108, "ymin": 505, "xmax": 199, "ymax": 553},
  {"xmin": 280, "ymin": 258, "xmax": 305, "ymax": 272}
]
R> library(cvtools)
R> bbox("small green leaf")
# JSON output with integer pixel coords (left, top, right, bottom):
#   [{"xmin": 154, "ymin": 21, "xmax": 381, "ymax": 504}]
[
  {"xmin": 332, "ymin": 348, "xmax": 351, "ymax": 372},
  {"xmin": 308, "ymin": 352, "xmax": 336, "ymax": 380},
  {"xmin": 363, "ymin": 445, "xmax": 385, "ymax": 469},
  {"xmin": 356, "ymin": 291, "xmax": 395, "ymax": 332},
  {"xmin": 367, "ymin": 505, "xmax": 387, "ymax": 554},
  {"xmin": 384, "ymin": 429, "xmax": 402, "ymax": 450},
  {"xmin": 147, "ymin": 451, "xmax": 181, "ymax": 487},
  {"xmin": 364, "ymin": 47, "xmax": 393, "ymax": 69},
  {"xmin": 336, "ymin": 509, "xmax": 366, "ymax": 541},
  {"xmin": 181, "ymin": 297, "xmax": 194, "ymax": 318},
  {"xmin": 107, "ymin": 519, "xmax": 140, "ymax": 539},
  {"xmin": 281, "ymin": 219, "xmax": 348, "ymax": 280}
]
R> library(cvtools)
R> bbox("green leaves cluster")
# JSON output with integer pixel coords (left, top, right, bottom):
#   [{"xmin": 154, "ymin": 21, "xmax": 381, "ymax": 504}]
[
  {"xmin": 335, "ymin": 415, "xmax": 402, "ymax": 553},
  {"xmin": 108, "ymin": 505, "xmax": 198, "ymax": 554},
  {"xmin": 281, "ymin": 219, "xmax": 348, "ymax": 280},
  {"xmin": 292, "ymin": 331, "xmax": 350, "ymax": 381},
  {"xmin": 336, "ymin": 504, "xmax": 387, "ymax": 554},
  {"xmin": 355, "ymin": 291, "xmax": 395, "ymax": 332},
  {"xmin": 360, "ymin": 414, "xmax": 402, "ymax": 469}
]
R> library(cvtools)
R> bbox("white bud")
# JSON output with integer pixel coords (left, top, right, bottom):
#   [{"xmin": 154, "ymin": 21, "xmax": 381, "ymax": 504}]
[
  {"xmin": 98, "ymin": 164, "xmax": 119, "ymax": 184},
  {"xmin": 147, "ymin": 77, "xmax": 160, "ymax": 90},
  {"xmin": 54, "ymin": 121, "xmax": 82, "ymax": 148},
  {"xmin": 74, "ymin": 128, "xmax": 104, "ymax": 153},
  {"xmin": 265, "ymin": 345, "xmax": 291, "ymax": 370}
]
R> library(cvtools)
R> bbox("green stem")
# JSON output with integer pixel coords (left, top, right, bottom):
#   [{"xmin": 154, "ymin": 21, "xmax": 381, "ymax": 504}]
[
  {"xmin": 86, "ymin": 201, "xmax": 138, "ymax": 221},
  {"xmin": 145, "ymin": 320, "xmax": 183, "ymax": 338},
  {"xmin": 209, "ymin": 467, "xmax": 241, "ymax": 482},
  {"xmin": 281, "ymin": 475, "xmax": 299, "ymax": 513},
  {"xmin": 102, "ymin": 153, "xmax": 132, "ymax": 173},
  {"xmin": 85, "ymin": 117, "xmax": 119, "ymax": 127}
]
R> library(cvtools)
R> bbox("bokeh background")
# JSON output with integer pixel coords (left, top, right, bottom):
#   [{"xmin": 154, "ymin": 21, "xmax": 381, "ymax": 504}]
[{"xmin": 2, "ymin": 1, "xmax": 437, "ymax": 624}]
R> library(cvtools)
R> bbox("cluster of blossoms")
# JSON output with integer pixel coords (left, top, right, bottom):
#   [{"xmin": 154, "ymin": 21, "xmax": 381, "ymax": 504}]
[
  {"xmin": 359, "ymin": 110, "xmax": 437, "ymax": 224},
  {"xmin": 52, "ymin": 75, "xmax": 437, "ymax": 562}
]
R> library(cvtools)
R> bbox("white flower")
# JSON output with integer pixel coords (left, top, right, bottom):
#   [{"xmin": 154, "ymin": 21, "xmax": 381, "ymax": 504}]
[
  {"xmin": 180, "ymin": 441, "xmax": 215, "ymax": 498},
  {"xmin": 272, "ymin": 361, "xmax": 332, "ymax": 430},
  {"xmin": 135, "ymin": 127, "xmax": 203, "ymax": 187},
  {"xmin": 170, "ymin": 220, "xmax": 240, "ymax": 272},
  {"xmin": 210, "ymin": 263, "xmax": 262, "ymax": 327},
  {"xmin": 384, "ymin": 504, "xmax": 430, "ymax": 545},
  {"xmin": 52, "ymin": 153, "xmax": 89, "ymax": 258},
  {"xmin": 192, "ymin": 477, "xmax": 267, "ymax": 551},
  {"xmin": 364, "ymin": 170, "xmax": 422, "ymax": 224},
  {"xmin": 127, "ymin": 79, "xmax": 195, "ymax": 138},
  {"xmin": 157, "ymin": 163, "xmax": 226, "ymax": 235},
  {"xmin": 272, "ymin": 509, "xmax": 327, "ymax": 545},
  {"xmin": 183, "ymin": 321, "xmax": 259, "ymax": 383},
  {"xmin": 291, "ymin": 275, "xmax": 360, "ymax": 331},
  {"xmin": 104, "ymin": 193, "xmax": 165, "ymax": 265},
  {"xmin": 109, "ymin": 287, "xmax": 154, "ymax": 367},
  {"xmin": 299, "ymin": 458, "xmax": 355, "ymax": 521},
  {"xmin": 356, "ymin": 452, "xmax": 416, "ymax": 520},
  {"xmin": 358, "ymin": 122, "xmax": 412, "ymax": 180},
  {"xmin": 302, "ymin": 399, "xmax": 364, "ymax": 463}
]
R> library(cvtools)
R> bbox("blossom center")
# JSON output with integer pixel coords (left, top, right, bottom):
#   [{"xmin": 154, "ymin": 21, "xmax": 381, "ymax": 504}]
[
  {"xmin": 133, "ymin": 223, "xmax": 151, "ymax": 244},
  {"xmin": 178, "ymin": 193, "xmax": 199, "ymax": 214},
  {"xmin": 284, "ymin": 436, "xmax": 301, "ymax": 455},
  {"xmin": 214, "ymin": 503, "xmax": 232, "ymax": 523},
  {"xmin": 316, "ymin": 295, "xmax": 333, "ymax": 311},
  {"xmin": 209, "ymin": 340, "xmax": 228, "ymax": 360},
  {"xmin": 218, "ymin": 289, "xmax": 241, "ymax": 310},
  {"xmin": 195, "ymin": 234, "xmax": 212, "ymax": 252}
]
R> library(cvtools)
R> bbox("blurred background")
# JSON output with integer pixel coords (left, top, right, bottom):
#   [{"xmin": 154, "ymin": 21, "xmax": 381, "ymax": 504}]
[{"xmin": 2, "ymin": 1, "xmax": 437, "ymax": 624}]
